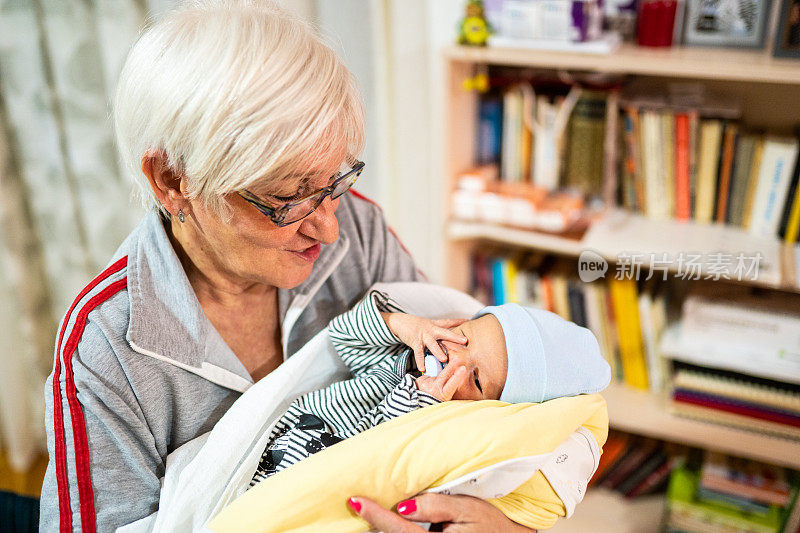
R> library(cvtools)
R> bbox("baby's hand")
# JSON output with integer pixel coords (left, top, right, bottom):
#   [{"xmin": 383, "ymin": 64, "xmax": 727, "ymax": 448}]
[
  {"xmin": 379, "ymin": 312, "xmax": 467, "ymax": 372},
  {"xmin": 415, "ymin": 363, "xmax": 469, "ymax": 402}
]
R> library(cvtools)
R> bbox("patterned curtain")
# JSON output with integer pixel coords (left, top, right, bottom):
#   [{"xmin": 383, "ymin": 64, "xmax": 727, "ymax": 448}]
[{"xmin": 0, "ymin": 0, "xmax": 168, "ymax": 471}]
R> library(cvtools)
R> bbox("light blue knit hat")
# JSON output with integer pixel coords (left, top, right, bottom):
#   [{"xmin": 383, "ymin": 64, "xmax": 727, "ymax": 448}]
[{"xmin": 473, "ymin": 303, "xmax": 611, "ymax": 404}]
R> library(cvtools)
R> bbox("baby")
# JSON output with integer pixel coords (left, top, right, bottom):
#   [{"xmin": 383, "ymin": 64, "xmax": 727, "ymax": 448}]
[{"xmin": 250, "ymin": 289, "xmax": 610, "ymax": 485}]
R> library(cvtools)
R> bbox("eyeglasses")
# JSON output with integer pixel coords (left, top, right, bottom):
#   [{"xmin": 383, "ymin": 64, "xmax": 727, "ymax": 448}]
[{"xmin": 238, "ymin": 160, "xmax": 365, "ymax": 227}]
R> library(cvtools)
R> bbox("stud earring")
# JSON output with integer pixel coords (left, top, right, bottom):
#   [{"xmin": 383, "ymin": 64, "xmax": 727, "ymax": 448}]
[{"xmin": 177, "ymin": 209, "xmax": 186, "ymax": 223}]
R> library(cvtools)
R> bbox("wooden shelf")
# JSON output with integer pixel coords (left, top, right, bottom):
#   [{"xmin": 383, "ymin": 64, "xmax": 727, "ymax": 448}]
[
  {"xmin": 603, "ymin": 381, "xmax": 800, "ymax": 470},
  {"xmin": 444, "ymin": 43, "xmax": 800, "ymax": 85},
  {"xmin": 447, "ymin": 211, "xmax": 800, "ymax": 294}
]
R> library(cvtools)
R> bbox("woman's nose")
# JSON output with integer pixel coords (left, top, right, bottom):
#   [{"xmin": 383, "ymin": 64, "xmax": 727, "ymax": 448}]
[{"xmin": 299, "ymin": 196, "xmax": 339, "ymax": 244}]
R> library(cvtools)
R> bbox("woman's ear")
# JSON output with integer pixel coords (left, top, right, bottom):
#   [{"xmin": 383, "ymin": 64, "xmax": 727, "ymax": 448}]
[{"xmin": 140, "ymin": 150, "xmax": 188, "ymax": 216}]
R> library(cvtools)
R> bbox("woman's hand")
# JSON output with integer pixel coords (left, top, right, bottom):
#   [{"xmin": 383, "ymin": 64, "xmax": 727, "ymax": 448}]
[
  {"xmin": 415, "ymin": 362, "xmax": 469, "ymax": 401},
  {"xmin": 347, "ymin": 494, "xmax": 537, "ymax": 532},
  {"xmin": 379, "ymin": 313, "xmax": 467, "ymax": 372}
]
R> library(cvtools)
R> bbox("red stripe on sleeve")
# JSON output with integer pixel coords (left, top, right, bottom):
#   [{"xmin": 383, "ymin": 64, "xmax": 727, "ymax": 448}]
[{"xmin": 52, "ymin": 256, "xmax": 127, "ymax": 532}]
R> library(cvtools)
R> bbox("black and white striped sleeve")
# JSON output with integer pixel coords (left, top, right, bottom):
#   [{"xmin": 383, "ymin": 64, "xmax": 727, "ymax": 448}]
[
  {"xmin": 338, "ymin": 374, "xmax": 441, "ymax": 439},
  {"xmin": 327, "ymin": 290, "xmax": 405, "ymax": 377}
]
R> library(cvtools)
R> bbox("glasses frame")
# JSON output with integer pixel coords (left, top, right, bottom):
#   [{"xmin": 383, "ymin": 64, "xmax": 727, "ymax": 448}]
[{"xmin": 238, "ymin": 160, "xmax": 365, "ymax": 227}]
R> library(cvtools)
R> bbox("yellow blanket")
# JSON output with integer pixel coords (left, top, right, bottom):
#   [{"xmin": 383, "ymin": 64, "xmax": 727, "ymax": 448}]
[{"xmin": 209, "ymin": 394, "xmax": 608, "ymax": 532}]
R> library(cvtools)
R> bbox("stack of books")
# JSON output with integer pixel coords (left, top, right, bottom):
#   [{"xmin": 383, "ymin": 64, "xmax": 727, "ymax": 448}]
[
  {"xmin": 670, "ymin": 363, "xmax": 800, "ymax": 441},
  {"xmin": 590, "ymin": 432, "xmax": 679, "ymax": 498},
  {"xmin": 664, "ymin": 451, "xmax": 800, "ymax": 533},
  {"xmin": 469, "ymin": 252, "xmax": 669, "ymax": 391}
]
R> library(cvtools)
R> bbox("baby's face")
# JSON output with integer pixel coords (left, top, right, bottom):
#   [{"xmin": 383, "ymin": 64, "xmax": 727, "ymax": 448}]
[{"xmin": 440, "ymin": 315, "xmax": 508, "ymax": 400}]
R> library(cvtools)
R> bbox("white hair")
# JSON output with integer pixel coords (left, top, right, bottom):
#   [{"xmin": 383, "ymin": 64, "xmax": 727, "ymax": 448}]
[{"xmin": 114, "ymin": 0, "xmax": 365, "ymax": 216}]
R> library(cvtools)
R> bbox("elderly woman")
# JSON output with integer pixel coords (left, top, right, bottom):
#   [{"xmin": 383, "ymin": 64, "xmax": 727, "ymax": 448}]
[{"xmin": 40, "ymin": 2, "xmax": 536, "ymax": 532}]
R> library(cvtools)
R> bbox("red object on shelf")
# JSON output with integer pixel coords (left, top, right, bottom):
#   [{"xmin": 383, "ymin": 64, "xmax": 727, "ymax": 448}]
[{"xmin": 637, "ymin": 0, "xmax": 678, "ymax": 47}]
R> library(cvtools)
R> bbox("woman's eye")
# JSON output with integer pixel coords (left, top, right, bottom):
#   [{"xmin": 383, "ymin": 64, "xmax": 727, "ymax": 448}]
[{"xmin": 269, "ymin": 188, "xmax": 304, "ymax": 202}]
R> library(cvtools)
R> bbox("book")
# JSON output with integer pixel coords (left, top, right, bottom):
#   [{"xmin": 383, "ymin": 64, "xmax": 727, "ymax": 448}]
[
  {"xmin": 564, "ymin": 91, "xmax": 607, "ymax": 196},
  {"xmin": 608, "ymin": 277, "xmax": 649, "ymax": 389},
  {"xmin": 727, "ymin": 134, "xmax": 758, "ymax": 227},
  {"xmin": 674, "ymin": 113, "xmax": 691, "ymax": 221},
  {"xmin": 743, "ymin": 137, "xmax": 767, "ymax": 228},
  {"xmin": 749, "ymin": 137, "xmax": 800, "ymax": 238},
  {"xmin": 602, "ymin": 90, "xmax": 620, "ymax": 206},
  {"xmin": 477, "ymin": 96, "xmax": 503, "ymax": 165},
  {"xmin": 584, "ymin": 282, "xmax": 619, "ymax": 376},
  {"xmin": 589, "ymin": 431, "xmax": 629, "ymax": 486},
  {"xmin": 662, "ymin": 110, "xmax": 676, "ymax": 218},
  {"xmin": 491, "ymin": 257, "xmax": 507, "ymax": 305},
  {"xmin": 567, "ymin": 279, "xmax": 587, "ymax": 328},
  {"xmin": 779, "ymin": 143, "xmax": 800, "ymax": 243},
  {"xmin": 715, "ymin": 122, "xmax": 739, "ymax": 223},
  {"xmin": 694, "ymin": 119, "xmax": 723, "ymax": 223},
  {"xmin": 627, "ymin": 455, "xmax": 676, "ymax": 498},
  {"xmin": 642, "ymin": 109, "xmax": 669, "ymax": 219},
  {"xmin": 621, "ymin": 106, "xmax": 644, "ymax": 211},
  {"xmin": 600, "ymin": 438, "xmax": 659, "ymax": 489},
  {"xmin": 688, "ymin": 111, "xmax": 700, "ymax": 218},
  {"xmin": 616, "ymin": 446, "xmax": 668, "ymax": 496},
  {"xmin": 501, "ymin": 86, "xmax": 524, "ymax": 182},
  {"xmin": 638, "ymin": 281, "xmax": 668, "ymax": 392}
]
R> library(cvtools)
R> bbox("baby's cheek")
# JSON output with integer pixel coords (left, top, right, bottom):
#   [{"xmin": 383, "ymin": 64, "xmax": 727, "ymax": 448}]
[{"xmin": 452, "ymin": 386, "xmax": 482, "ymax": 401}]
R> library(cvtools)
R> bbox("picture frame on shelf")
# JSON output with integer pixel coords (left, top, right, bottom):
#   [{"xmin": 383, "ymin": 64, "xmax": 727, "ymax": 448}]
[
  {"xmin": 773, "ymin": 0, "xmax": 800, "ymax": 57},
  {"xmin": 682, "ymin": 0, "xmax": 771, "ymax": 48}
]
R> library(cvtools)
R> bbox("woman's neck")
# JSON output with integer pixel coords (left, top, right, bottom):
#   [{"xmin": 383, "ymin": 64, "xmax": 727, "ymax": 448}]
[{"xmin": 166, "ymin": 215, "xmax": 277, "ymax": 309}]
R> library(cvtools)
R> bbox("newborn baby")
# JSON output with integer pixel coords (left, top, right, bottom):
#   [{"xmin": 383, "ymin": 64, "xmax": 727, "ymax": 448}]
[{"xmin": 250, "ymin": 290, "xmax": 610, "ymax": 486}]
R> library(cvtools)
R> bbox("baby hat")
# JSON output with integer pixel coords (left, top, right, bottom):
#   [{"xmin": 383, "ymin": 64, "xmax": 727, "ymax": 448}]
[{"xmin": 473, "ymin": 303, "xmax": 611, "ymax": 404}]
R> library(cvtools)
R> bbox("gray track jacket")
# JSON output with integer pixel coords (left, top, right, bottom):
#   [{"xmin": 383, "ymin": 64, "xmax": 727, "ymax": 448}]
[{"xmin": 40, "ymin": 192, "xmax": 424, "ymax": 532}]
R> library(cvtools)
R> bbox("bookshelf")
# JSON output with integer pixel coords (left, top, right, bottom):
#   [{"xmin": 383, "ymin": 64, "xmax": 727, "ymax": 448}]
[
  {"xmin": 448, "ymin": 212, "xmax": 799, "ymax": 294},
  {"xmin": 444, "ymin": 44, "xmax": 800, "ymax": 85},
  {"xmin": 441, "ymin": 44, "xmax": 800, "ymax": 474}
]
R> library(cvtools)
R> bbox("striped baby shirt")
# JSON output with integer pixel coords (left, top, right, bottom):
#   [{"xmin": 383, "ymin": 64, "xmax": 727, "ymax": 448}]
[{"xmin": 250, "ymin": 291, "xmax": 440, "ymax": 485}]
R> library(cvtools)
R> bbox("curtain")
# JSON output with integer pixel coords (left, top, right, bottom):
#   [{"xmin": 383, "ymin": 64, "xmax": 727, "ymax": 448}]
[{"xmin": 0, "ymin": 0, "xmax": 159, "ymax": 471}]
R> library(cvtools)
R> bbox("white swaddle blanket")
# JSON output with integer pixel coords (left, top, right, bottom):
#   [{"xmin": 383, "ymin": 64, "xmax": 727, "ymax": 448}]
[{"xmin": 117, "ymin": 283, "xmax": 598, "ymax": 532}]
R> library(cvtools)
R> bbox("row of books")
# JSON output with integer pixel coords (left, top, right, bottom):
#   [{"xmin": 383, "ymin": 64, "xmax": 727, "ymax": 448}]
[
  {"xmin": 476, "ymin": 82, "xmax": 800, "ymax": 242},
  {"xmin": 470, "ymin": 251, "xmax": 669, "ymax": 391},
  {"xmin": 590, "ymin": 432, "xmax": 678, "ymax": 498},
  {"xmin": 665, "ymin": 450, "xmax": 800, "ymax": 533},
  {"xmin": 620, "ymin": 108, "xmax": 800, "ymax": 242}
]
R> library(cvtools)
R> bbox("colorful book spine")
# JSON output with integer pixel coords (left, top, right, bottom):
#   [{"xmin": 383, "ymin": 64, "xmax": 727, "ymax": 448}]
[
  {"xmin": 695, "ymin": 119, "xmax": 723, "ymax": 223},
  {"xmin": 715, "ymin": 123, "xmax": 738, "ymax": 223},
  {"xmin": 608, "ymin": 277, "xmax": 649, "ymax": 390},
  {"xmin": 674, "ymin": 113, "xmax": 691, "ymax": 221}
]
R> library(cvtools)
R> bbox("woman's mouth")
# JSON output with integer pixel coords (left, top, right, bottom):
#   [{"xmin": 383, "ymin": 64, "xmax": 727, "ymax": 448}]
[{"xmin": 291, "ymin": 243, "xmax": 321, "ymax": 262}]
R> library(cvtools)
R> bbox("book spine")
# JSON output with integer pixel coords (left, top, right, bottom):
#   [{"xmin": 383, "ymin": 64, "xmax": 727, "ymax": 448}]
[
  {"xmin": 695, "ymin": 120, "xmax": 723, "ymax": 223},
  {"xmin": 715, "ymin": 123, "xmax": 738, "ymax": 223},
  {"xmin": 750, "ymin": 139, "xmax": 800, "ymax": 237},
  {"xmin": 609, "ymin": 277, "xmax": 649, "ymax": 390},
  {"xmin": 675, "ymin": 113, "xmax": 691, "ymax": 221}
]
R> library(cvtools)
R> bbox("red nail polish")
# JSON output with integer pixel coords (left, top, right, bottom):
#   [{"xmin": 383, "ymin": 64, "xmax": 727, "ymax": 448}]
[
  {"xmin": 347, "ymin": 497, "xmax": 362, "ymax": 513},
  {"xmin": 397, "ymin": 499, "xmax": 417, "ymax": 515}
]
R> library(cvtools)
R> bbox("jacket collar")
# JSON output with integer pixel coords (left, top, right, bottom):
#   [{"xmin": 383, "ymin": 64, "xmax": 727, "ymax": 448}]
[{"xmin": 126, "ymin": 210, "xmax": 348, "ymax": 392}]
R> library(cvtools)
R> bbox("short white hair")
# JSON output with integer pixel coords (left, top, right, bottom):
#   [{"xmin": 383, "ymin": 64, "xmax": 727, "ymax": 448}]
[{"xmin": 114, "ymin": 0, "xmax": 365, "ymax": 216}]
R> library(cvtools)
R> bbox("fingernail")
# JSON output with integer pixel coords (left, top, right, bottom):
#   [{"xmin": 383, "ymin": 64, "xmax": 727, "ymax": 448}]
[
  {"xmin": 397, "ymin": 499, "xmax": 417, "ymax": 515},
  {"xmin": 348, "ymin": 497, "xmax": 362, "ymax": 513}
]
